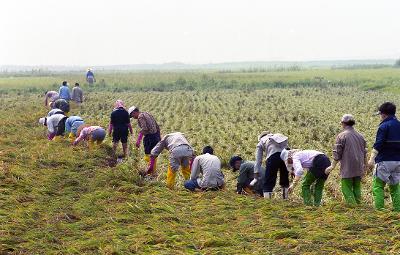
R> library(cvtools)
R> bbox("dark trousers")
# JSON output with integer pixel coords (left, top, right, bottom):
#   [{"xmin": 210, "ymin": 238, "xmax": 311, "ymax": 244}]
[
  {"xmin": 143, "ymin": 132, "xmax": 161, "ymax": 154},
  {"xmin": 263, "ymin": 152, "xmax": 289, "ymax": 192}
]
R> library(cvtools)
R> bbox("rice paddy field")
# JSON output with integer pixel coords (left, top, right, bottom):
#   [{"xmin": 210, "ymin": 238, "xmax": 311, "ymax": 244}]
[{"xmin": 1, "ymin": 68, "xmax": 400, "ymax": 254}]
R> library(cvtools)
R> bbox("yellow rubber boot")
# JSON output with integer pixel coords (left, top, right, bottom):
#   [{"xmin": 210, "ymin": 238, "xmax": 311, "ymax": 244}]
[
  {"xmin": 181, "ymin": 164, "xmax": 191, "ymax": 180},
  {"xmin": 144, "ymin": 154, "xmax": 150, "ymax": 164},
  {"xmin": 166, "ymin": 165, "xmax": 177, "ymax": 189},
  {"xmin": 68, "ymin": 133, "xmax": 76, "ymax": 142},
  {"xmin": 53, "ymin": 136, "xmax": 62, "ymax": 142},
  {"xmin": 88, "ymin": 139, "xmax": 95, "ymax": 150},
  {"xmin": 144, "ymin": 154, "xmax": 157, "ymax": 174}
]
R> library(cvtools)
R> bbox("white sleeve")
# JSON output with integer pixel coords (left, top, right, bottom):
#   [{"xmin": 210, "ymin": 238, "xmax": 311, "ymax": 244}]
[
  {"xmin": 47, "ymin": 116, "xmax": 56, "ymax": 133},
  {"xmin": 190, "ymin": 156, "xmax": 201, "ymax": 180},
  {"xmin": 293, "ymin": 156, "xmax": 304, "ymax": 177}
]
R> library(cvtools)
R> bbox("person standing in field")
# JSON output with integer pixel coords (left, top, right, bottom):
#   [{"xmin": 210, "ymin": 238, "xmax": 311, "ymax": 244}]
[
  {"xmin": 71, "ymin": 83, "xmax": 84, "ymax": 105},
  {"xmin": 229, "ymin": 156, "xmax": 265, "ymax": 196},
  {"xmin": 184, "ymin": 146, "xmax": 224, "ymax": 191},
  {"xmin": 65, "ymin": 116, "xmax": 85, "ymax": 141},
  {"xmin": 58, "ymin": 81, "xmax": 71, "ymax": 101},
  {"xmin": 86, "ymin": 69, "xmax": 96, "ymax": 85},
  {"xmin": 73, "ymin": 125, "xmax": 106, "ymax": 148},
  {"xmin": 281, "ymin": 149, "xmax": 331, "ymax": 206},
  {"xmin": 368, "ymin": 102, "xmax": 400, "ymax": 212},
  {"xmin": 325, "ymin": 114, "xmax": 367, "ymax": 205},
  {"xmin": 150, "ymin": 132, "xmax": 194, "ymax": 189},
  {"xmin": 109, "ymin": 100, "xmax": 133, "ymax": 159},
  {"xmin": 128, "ymin": 106, "xmax": 161, "ymax": 176},
  {"xmin": 255, "ymin": 131, "xmax": 289, "ymax": 199},
  {"xmin": 44, "ymin": 91, "xmax": 59, "ymax": 108}
]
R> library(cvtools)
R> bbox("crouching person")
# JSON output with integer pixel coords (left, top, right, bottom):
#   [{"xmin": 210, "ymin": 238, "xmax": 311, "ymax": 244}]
[
  {"xmin": 39, "ymin": 112, "xmax": 68, "ymax": 141},
  {"xmin": 65, "ymin": 116, "xmax": 85, "ymax": 141},
  {"xmin": 184, "ymin": 146, "xmax": 224, "ymax": 191},
  {"xmin": 229, "ymin": 156, "xmax": 265, "ymax": 196},
  {"xmin": 281, "ymin": 149, "xmax": 331, "ymax": 206},
  {"xmin": 54, "ymin": 99, "xmax": 70, "ymax": 114},
  {"xmin": 149, "ymin": 132, "xmax": 194, "ymax": 189},
  {"xmin": 72, "ymin": 125, "xmax": 106, "ymax": 149}
]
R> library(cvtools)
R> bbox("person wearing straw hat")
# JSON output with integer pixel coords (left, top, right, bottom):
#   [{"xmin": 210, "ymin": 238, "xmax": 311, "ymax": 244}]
[
  {"xmin": 128, "ymin": 105, "xmax": 161, "ymax": 176},
  {"xmin": 86, "ymin": 68, "xmax": 96, "ymax": 85},
  {"xmin": 150, "ymin": 132, "xmax": 194, "ymax": 189},
  {"xmin": 229, "ymin": 155, "xmax": 265, "ymax": 196},
  {"xmin": 368, "ymin": 102, "xmax": 400, "ymax": 211},
  {"xmin": 325, "ymin": 114, "xmax": 367, "ymax": 205},
  {"xmin": 72, "ymin": 125, "xmax": 106, "ymax": 148},
  {"xmin": 281, "ymin": 149, "xmax": 331, "ymax": 206},
  {"xmin": 255, "ymin": 131, "xmax": 289, "ymax": 199},
  {"xmin": 109, "ymin": 100, "xmax": 133, "ymax": 159},
  {"xmin": 38, "ymin": 112, "xmax": 68, "ymax": 141}
]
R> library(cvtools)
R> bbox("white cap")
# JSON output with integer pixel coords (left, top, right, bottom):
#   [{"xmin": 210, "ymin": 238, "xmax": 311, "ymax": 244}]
[
  {"xmin": 39, "ymin": 117, "xmax": 46, "ymax": 125},
  {"xmin": 341, "ymin": 114, "xmax": 355, "ymax": 123},
  {"xmin": 258, "ymin": 130, "xmax": 271, "ymax": 141},
  {"xmin": 280, "ymin": 149, "xmax": 289, "ymax": 161},
  {"xmin": 128, "ymin": 106, "xmax": 138, "ymax": 115}
]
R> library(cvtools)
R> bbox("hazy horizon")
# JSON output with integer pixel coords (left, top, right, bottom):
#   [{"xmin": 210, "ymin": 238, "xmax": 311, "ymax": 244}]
[{"xmin": 1, "ymin": 0, "xmax": 399, "ymax": 66}]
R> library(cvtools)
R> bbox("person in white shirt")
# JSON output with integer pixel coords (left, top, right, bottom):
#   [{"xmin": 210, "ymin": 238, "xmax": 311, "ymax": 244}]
[
  {"xmin": 281, "ymin": 149, "xmax": 331, "ymax": 206},
  {"xmin": 184, "ymin": 146, "xmax": 225, "ymax": 191}
]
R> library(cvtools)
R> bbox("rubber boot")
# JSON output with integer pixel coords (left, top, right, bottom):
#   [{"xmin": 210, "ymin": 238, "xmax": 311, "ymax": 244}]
[
  {"xmin": 373, "ymin": 177, "xmax": 385, "ymax": 210},
  {"xmin": 166, "ymin": 165, "xmax": 177, "ymax": 189},
  {"xmin": 341, "ymin": 178, "xmax": 357, "ymax": 205},
  {"xmin": 53, "ymin": 136, "xmax": 62, "ymax": 142},
  {"xmin": 68, "ymin": 132, "xmax": 76, "ymax": 143},
  {"xmin": 181, "ymin": 164, "xmax": 191, "ymax": 180},
  {"xmin": 147, "ymin": 157, "xmax": 156, "ymax": 175},
  {"xmin": 313, "ymin": 178, "xmax": 326, "ymax": 206},
  {"xmin": 389, "ymin": 183, "xmax": 400, "ymax": 212},
  {"xmin": 88, "ymin": 139, "xmax": 95, "ymax": 150},
  {"xmin": 282, "ymin": 187, "xmax": 289, "ymax": 199},
  {"xmin": 301, "ymin": 172, "xmax": 316, "ymax": 206},
  {"xmin": 263, "ymin": 192, "xmax": 273, "ymax": 199}
]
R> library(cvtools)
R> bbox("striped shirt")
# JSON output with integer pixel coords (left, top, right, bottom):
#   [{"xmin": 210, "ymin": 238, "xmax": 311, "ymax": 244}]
[{"xmin": 137, "ymin": 112, "xmax": 159, "ymax": 135}]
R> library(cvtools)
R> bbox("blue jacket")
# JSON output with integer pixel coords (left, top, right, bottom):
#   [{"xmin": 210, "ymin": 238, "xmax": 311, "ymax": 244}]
[
  {"xmin": 59, "ymin": 85, "xmax": 71, "ymax": 101},
  {"xmin": 374, "ymin": 116, "xmax": 400, "ymax": 163},
  {"xmin": 65, "ymin": 116, "xmax": 84, "ymax": 135}
]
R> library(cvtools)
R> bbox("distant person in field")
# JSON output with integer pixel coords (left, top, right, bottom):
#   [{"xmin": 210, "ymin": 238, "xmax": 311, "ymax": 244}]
[
  {"xmin": 368, "ymin": 102, "xmax": 400, "ymax": 212},
  {"xmin": 184, "ymin": 146, "xmax": 224, "ymax": 191},
  {"xmin": 255, "ymin": 131, "xmax": 289, "ymax": 199},
  {"xmin": 325, "ymin": 114, "xmax": 367, "ymax": 205},
  {"xmin": 73, "ymin": 125, "xmax": 106, "ymax": 148},
  {"xmin": 53, "ymin": 99, "xmax": 70, "ymax": 114},
  {"xmin": 128, "ymin": 106, "xmax": 161, "ymax": 176},
  {"xmin": 229, "ymin": 156, "xmax": 265, "ymax": 196},
  {"xmin": 65, "ymin": 116, "xmax": 85, "ymax": 141},
  {"xmin": 44, "ymin": 90, "xmax": 59, "ymax": 108},
  {"xmin": 281, "ymin": 149, "xmax": 331, "ymax": 206},
  {"xmin": 58, "ymin": 81, "xmax": 71, "ymax": 101},
  {"xmin": 86, "ymin": 69, "xmax": 95, "ymax": 85},
  {"xmin": 71, "ymin": 83, "xmax": 84, "ymax": 105},
  {"xmin": 109, "ymin": 100, "xmax": 133, "ymax": 159},
  {"xmin": 39, "ymin": 112, "xmax": 68, "ymax": 141},
  {"xmin": 150, "ymin": 132, "xmax": 194, "ymax": 189}
]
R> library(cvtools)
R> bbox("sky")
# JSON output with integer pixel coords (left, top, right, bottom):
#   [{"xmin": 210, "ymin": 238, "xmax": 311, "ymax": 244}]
[{"xmin": 1, "ymin": 0, "xmax": 399, "ymax": 66}]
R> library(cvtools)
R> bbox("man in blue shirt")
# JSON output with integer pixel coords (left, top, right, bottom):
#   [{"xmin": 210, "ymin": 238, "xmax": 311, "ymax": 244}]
[
  {"xmin": 368, "ymin": 102, "xmax": 400, "ymax": 211},
  {"xmin": 59, "ymin": 81, "xmax": 71, "ymax": 101}
]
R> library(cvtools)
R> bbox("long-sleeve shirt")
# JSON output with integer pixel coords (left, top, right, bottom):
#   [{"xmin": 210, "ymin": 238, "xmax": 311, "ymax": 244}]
[
  {"xmin": 45, "ymin": 91, "xmax": 59, "ymax": 106},
  {"xmin": 373, "ymin": 116, "xmax": 400, "ymax": 163},
  {"xmin": 190, "ymin": 153, "xmax": 224, "ymax": 188},
  {"xmin": 110, "ymin": 107, "xmax": 131, "ymax": 131},
  {"xmin": 65, "ymin": 116, "xmax": 84, "ymax": 134},
  {"xmin": 74, "ymin": 126, "xmax": 102, "ymax": 144},
  {"xmin": 137, "ymin": 112, "xmax": 159, "ymax": 135},
  {"xmin": 151, "ymin": 132, "xmax": 191, "ymax": 156},
  {"xmin": 58, "ymin": 86, "xmax": 71, "ymax": 101},
  {"xmin": 47, "ymin": 113, "xmax": 66, "ymax": 134},
  {"xmin": 292, "ymin": 150, "xmax": 323, "ymax": 177},
  {"xmin": 237, "ymin": 161, "xmax": 265, "ymax": 194},
  {"xmin": 86, "ymin": 71, "xmax": 94, "ymax": 79},
  {"xmin": 71, "ymin": 87, "xmax": 83, "ymax": 103},
  {"xmin": 255, "ymin": 133, "xmax": 288, "ymax": 173},
  {"xmin": 333, "ymin": 126, "xmax": 367, "ymax": 178}
]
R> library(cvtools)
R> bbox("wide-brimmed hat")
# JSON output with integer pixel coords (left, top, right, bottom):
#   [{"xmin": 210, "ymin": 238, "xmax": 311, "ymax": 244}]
[
  {"xmin": 39, "ymin": 117, "xmax": 46, "ymax": 125},
  {"xmin": 128, "ymin": 106, "xmax": 138, "ymax": 115},
  {"xmin": 258, "ymin": 131, "xmax": 271, "ymax": 141}
]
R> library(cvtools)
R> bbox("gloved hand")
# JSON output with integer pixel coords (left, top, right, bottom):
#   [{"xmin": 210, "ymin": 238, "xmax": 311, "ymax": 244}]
[
  {"xmin": 47, "ymin": 133, "xmax": 56, "ymax": 140},
  {"xmin": 135, "ymin": 132, "xmax": 143, "ymax": 148},
  {"xmin": 249, "ymin": 178, "xmax": 258, "ymax": 186},
  {"xmin": 146, "ymin": 156, "xmax": 156, "ymax": 175},
  {"xmin": 288, "ymin": 184, "xmax": 295, "ymax": 194},
  {"xmin": 325, "ymin": 166, "xmax": 334, "ymax": 175},
  {"xmin": 368, "ymin": 149, "xmax": 378, "ymax": 168}
]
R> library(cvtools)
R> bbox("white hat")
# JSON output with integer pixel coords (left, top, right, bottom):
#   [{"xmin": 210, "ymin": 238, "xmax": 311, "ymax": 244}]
[
  {"xmin": 39, "ymin": 117, "xmax": 46, "ymax": 125},
  {"xmin": 128, "ymin": 106, "xmax": 138, "ymax": 115},
  {"xmin": 341, "ymin": 114, "xmax": 355, "ymax": 123},
  {"xmin": 280, "ymin": 149, "xmax": 289, "ymax": 161},
  {"xmin": 258, "ymin": 131, "xmax": 271, "ymax": 141}
]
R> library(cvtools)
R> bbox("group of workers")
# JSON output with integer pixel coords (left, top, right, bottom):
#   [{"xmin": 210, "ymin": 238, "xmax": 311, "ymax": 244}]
[{"xmin": 38, "ymin": 82, "xmax": 400, "ymax": 211}]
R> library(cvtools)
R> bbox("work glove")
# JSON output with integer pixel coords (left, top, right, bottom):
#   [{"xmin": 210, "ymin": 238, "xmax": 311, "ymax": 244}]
[
  {"xmin": 146, "ymin": 156, "xmax": 156, "ymax": 175},
  {"xmin": 368, "ymin": 149, "xmax": 378, "ymax": 168},
  {"xmin": 47, "ymin": 133, "xmax": 56, "ymax": 140},
  {"xmin": 136, "ymin": 132, "xmax": 143, "ymax": 148},
  {"xmin": 325, "ymin": 166, "xmax": 333, "ymax": 175}
]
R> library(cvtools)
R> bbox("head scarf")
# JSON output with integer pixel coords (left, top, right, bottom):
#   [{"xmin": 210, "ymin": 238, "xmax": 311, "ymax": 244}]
[{"xmin": 114, "ymin": 100, "xmax": 125, "ymax": 109}]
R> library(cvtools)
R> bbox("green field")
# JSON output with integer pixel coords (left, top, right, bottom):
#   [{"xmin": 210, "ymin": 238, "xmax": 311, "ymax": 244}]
[{"xmin": 1, "ymin": 68, "xmax": 400, "ymax": 254}]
